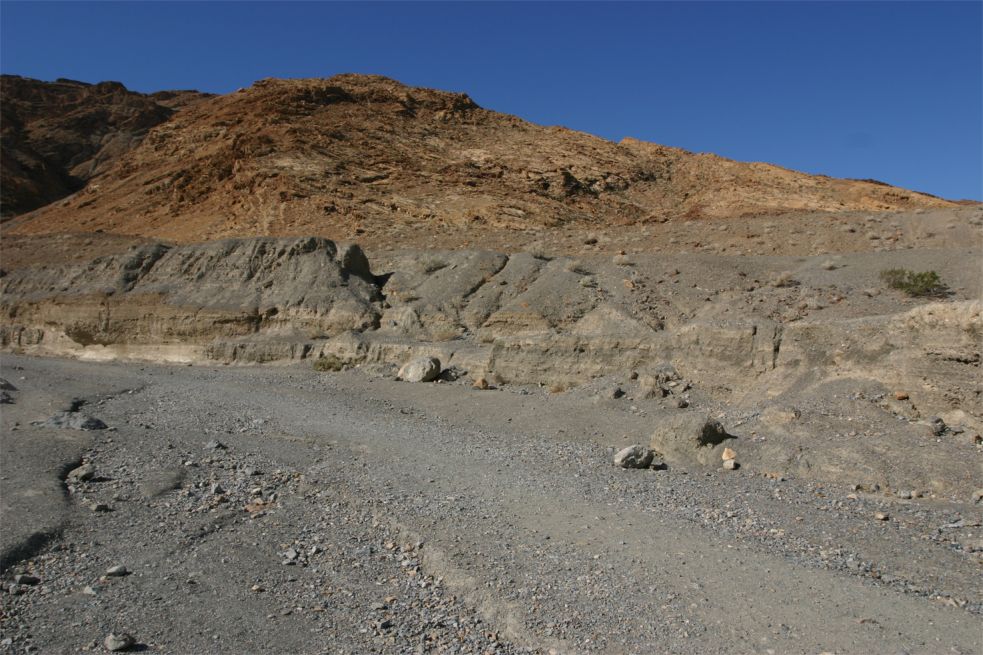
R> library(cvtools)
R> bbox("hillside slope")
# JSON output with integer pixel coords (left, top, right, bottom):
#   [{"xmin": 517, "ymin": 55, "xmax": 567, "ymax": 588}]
[
  {"xmin": 5, "ymin": 74, "xmax": 953, "ymax": 242},
  {"xmin": 0, "ymin": 75, "xmax": 211, "ymax": 218}
]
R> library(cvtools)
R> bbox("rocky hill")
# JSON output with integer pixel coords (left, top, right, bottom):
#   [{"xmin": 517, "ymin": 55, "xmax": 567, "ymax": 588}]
[
  {"xmin": 4, "ymin": 74, "xmax": 954, "ymax": 243},
  {"xmin": 0, "ymin": 75, "xmax": 211, "ymax": 218}
]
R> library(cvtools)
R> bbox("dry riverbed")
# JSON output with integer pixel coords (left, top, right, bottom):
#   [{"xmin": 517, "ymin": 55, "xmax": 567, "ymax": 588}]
[{"xmin": 0, "ymin": 355, "xmax": 980, "ymax": 654}]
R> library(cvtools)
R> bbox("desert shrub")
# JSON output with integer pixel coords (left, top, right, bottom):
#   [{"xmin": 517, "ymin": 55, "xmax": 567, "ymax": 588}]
[
  {"xmin": 312, "ymin": 354, "xmax": 345, "ymax": 372},
  {"xmin": 564, "ymin": 259, "xmax": 590, "ymax": 275},
  {"xmin": 879, "ymin": 268, "xmax": 947, "ymax": 297},
  {"xmin": 769, "ymin": 271, "xmax": 798, "ymax": 288}
]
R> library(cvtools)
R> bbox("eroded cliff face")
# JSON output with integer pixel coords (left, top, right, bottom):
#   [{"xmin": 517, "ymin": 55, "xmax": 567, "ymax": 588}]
[
  {"xmin": 3, "ymin": 235, "xmax": 981, "ymax": 494},
  {"xmin": 0, "ymin": 237, "xmax": 382, "ymax": 359},
  {"xmin": 3, "ymin": 238, "xmax": 979, "ymax": 427},
  {"xmin": 0, "ymin": 75, "xmax": 211, "ymax": 218}
]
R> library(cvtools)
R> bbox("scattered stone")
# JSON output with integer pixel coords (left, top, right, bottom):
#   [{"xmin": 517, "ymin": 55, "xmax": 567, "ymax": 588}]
[
  {"xmin": 0, "ymin": 377, "xmax": 16, "ymax": 391},
  {"xmin": 82, "ymin": 585, "xmax": 99, "ymax": 596},
  {"xmin": 607, "ymin": 387, "xmax": 625, "ymax": 400},
  {"xmin": 927, "ymin": 417, "xmax": 946, "ymax": 436},
  {"xmin": 40, "ymin": 412, "xmax": 107, "ymax": 430},
  {"xmin": 613, "ymin": 445, "xmax": 654, "ymax": 469},
  {"xmin": 874, "ymin": 512, "xmax": 890, "ymax": 521},
  {"xmin": 91, "ymin": 503, "xmax": 112, "ymax": 513},
  {"xmin": 205, "ymin": 440, "xmax": 227, "ymax": 450},
  {"xmin": 676, "ymin": 397, "xmax": 689, "ymax": 409},
  {"xmin": 472, "ymin": 377, "xmax": 489, "ymax": 390},
  {"xmin": 722, "ymin": 459, "xmax": 739, "ymax": 470},
  {"xmin": 105, "ymin": 565, "xmax": 129, "ymax": 577},
  {"xmin": 210, "ymin": 483, "xmax": 225, "ymax": 495},
  {"xmin": 0, "ymin": 390, "xmax": 12, "ymax": 404},
  {"xmin": 397, "ymin": 356, "xmax": 441, "ymax": 383},
  {"xmin": 7, "ymin": 584, "xmax": 24, "ymax": 595},
  {"xmin": 283, "ymin": 548, "xmax": 299, "ymax": 561},
  {"xmin": 721, "ymin": 447, "xmax": 737, "ymax": 462},
  {"xmin": 972, "ymin": 489, "xmax": 983, "ymax": 504},
  {"xmin": 67, "ymin": 464, "xmax": 96, "ymax": 482},
  {"xmin": 895, "ymin": 490, "xmax": 913, "ymax": 500},
  {"xmin": 13, "ymin": 574, "xmax": 39, "ymax": 586},
  {"xmin": 104, "ymin": 633, "xmax": 135, "ymax": 652},
  {"xmin": 894, "ymin": 391, "xmax": 909, "ymax": 401}
]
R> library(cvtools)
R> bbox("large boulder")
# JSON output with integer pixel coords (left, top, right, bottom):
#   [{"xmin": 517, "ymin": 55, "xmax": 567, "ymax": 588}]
[
  {"xmin": 650, "ymin": 412, "xmax": 733, "ymax": 467},
  {"xmin": 613, "ymin": 445, "xmax": 654, "ymax": 469},
  {"xmin": 397, "ymin": 356, "xmax": 441, "ymax": 383}
]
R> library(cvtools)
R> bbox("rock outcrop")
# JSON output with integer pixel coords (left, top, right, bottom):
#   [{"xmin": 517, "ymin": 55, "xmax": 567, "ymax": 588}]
[
  {"xmin": 0, "ymin": 75, "xmax": 211, "ymax": 218},
  {"xmin": 0, "ymin": 237, "xmax": 381, "ymax": 360},
  {"xmin": 5, "ymin": 75, "xmax": 953, "ymax": 241}
]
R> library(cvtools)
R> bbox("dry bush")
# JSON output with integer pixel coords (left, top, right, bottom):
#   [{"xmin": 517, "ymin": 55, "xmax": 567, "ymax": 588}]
[
  {"xmin": 879, "ymin": 269, "xmax": 946, "ymax": 297},
  {"xmin": 769, "ymin": 271, "xmax": 798, "ymax": 288},
  {"xmin": 312, "ymin": 354, "xmax": 345, "ymax": 372}
]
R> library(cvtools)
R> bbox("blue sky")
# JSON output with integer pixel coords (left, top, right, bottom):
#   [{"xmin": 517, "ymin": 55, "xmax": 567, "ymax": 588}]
[{"xmin": 2, "ymin": 1, "xmax": 980, "ymax": 200}]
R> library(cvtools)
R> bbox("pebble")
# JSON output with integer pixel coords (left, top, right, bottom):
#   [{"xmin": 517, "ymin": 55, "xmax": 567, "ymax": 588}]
[
  {"xmin": 13, "ymin": 574, "xmax": 40, "ymax": 586},
  {"xmin": 721, "ymin": 447, "xmax": 737, "ymax": 461},
  {"xmin": 91, "ymin": 503, "xmax": 112, "ymax": 512},
  {"xmin": 874, "ymin": 512, "xmax": 890, "ymax": 521},
  {"xmin": 205, "ymin": 440, "xmax": 227, "ymax": 450},
  {"xmin": 103, "ymin": 633, "xmax": 135, "ymax": 652},
  {"xmin": 972, "ymin": 489, "xmax": 983, "ymax": 504},
  {"xmin": 722, "ymin": 459, "xmax": 739, "ymax": 471},
  {"xmin": 105, "ymin": 565, "xmax": 129, "ymax": 577}
]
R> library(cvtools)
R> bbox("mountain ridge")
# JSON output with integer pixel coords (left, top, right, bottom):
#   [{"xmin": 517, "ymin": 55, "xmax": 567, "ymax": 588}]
[{"xmin": 3, "ymin": 74, "xmax": 955, "ymax": 243}]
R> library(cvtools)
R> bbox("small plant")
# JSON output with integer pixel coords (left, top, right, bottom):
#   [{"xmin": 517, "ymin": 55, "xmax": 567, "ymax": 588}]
[
  {"xmin": 769, "ymin": 271, "xmax": 798, "ymax": 288},
  {"xmin": 312, "ymin": 354, "xmax": 345, "ymax": 372},
  {"xmin": 564, "ymin": 259, "xmax": 590, "ymax": 275},
  {"xmin": 879, "ymin": 268, "xmax": 947, "ymax": 297}
]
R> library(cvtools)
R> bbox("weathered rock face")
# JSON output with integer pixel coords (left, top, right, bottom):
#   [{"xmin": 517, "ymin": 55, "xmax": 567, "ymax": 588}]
[
  {"xmin": 3, "ymin": 241, "xmax": 980, "ymax": 439},
  {"xmin": 0, "ymin": 237, "xmax": 381, "ymax": 356},
  {"xmin": 5, "ymin": 75, "xmax": 953, "ymax": 242},
  {"xmin": 0, "ymin": 75, "xmax": 211, "ymax": 218}
]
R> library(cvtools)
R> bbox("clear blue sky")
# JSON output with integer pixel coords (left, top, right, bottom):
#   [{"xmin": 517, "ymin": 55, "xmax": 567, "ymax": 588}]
[{"xmin": 2, "ymin": 1, "xmax": 980, "ymax": 200}]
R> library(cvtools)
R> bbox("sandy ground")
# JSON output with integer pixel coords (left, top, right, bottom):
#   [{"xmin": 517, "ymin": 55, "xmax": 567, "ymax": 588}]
[{"xmin": 1, "ymin": 354, "xmax": 980, "ymax": 654}]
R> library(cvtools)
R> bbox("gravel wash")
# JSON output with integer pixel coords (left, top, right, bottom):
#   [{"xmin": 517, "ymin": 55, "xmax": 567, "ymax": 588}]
[{"xmin": 0, "ymin": 355, "xmax": 980, "ymax": 655}]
